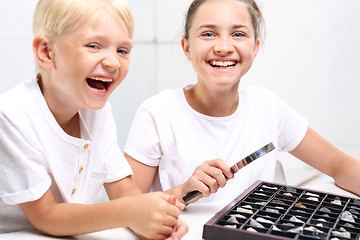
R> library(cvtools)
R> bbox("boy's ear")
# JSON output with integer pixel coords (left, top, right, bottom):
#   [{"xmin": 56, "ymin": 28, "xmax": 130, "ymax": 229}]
[
  {"xmin": 33, "ymin": 36, "xmax": 54, "ymax": 69},
  {"xmin": 181, "ymin": 37, "xmax": 191, "ymax": 61}
]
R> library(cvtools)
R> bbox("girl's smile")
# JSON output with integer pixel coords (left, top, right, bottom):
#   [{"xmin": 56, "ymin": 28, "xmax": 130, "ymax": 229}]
[{"xmin": 209, "ymin": 60, "xmax": 238, "ymax": 68}]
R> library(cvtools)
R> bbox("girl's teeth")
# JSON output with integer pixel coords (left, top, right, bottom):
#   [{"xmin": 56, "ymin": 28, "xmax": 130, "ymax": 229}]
[{"xmin": 210, "ymin": 60, "xmax": 236, "ymax": 67}]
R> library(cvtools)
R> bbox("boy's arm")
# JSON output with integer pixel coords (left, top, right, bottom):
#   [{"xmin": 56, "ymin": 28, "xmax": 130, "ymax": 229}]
[
  {"xmin": 104, "ymin": 175, "xmax": 142, "ymax": 200},
  {"xmin": 20, "ymin": 186, "xmax": 183, "ymax": 239},
  {"xmin": 105, "ymin": 175, "xmax": 188, "ymax": 239},
  {"xmin": 290, "ymin": 127, "xmax": 360, "ymax": 196}
]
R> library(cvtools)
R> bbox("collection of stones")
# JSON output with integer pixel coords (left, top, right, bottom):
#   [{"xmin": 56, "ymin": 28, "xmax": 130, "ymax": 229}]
[{"xmin": 217, "ymin": 183, "xmax": 360, "ymax": 239}]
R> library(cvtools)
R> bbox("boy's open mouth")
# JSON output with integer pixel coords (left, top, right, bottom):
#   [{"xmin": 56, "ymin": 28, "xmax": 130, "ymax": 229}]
[
  {"xmin": 209, "ymin": 60, "xmax": 237, "ymax": 68},
  {"xmin": 86, "ymin": 77, "xmax": 112, "ymax": 92}
]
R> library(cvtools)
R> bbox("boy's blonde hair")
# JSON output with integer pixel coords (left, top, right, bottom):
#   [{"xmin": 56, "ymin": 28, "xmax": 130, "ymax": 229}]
[{"xmin": 33, "ymin": 0, "xmax": 134, "ymax": 43}]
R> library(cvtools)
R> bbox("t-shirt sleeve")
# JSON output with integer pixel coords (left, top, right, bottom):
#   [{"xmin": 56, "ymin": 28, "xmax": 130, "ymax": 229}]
[
  {"xmin": 100, "ymin": 103, "xmax": 133, "ymax": 182},
  {"xmin": 273, "ymin": 93, "xmax": 308, "ymax": 152},
  {"xmin": 124, "ymin": 104, "xmax": 162, "ymax": 167},
  {"xmin": 104, "ymin": 143, "xmax": 133, "ymax": 183},
  {"xmin": 0, "ymin": 112, "xmax": 51, "ymax": 205}
]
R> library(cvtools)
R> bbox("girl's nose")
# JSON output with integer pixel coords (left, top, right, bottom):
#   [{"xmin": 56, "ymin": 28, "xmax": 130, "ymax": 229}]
[{"xmin": 214, "ymin": 37, "xmax": 234, "ymax": 55}]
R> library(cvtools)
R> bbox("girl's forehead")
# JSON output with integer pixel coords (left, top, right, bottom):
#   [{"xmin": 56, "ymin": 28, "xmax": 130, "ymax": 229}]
[{"xmin": 192, "ymin": 0, "xmax": 252, "ymax": 27}]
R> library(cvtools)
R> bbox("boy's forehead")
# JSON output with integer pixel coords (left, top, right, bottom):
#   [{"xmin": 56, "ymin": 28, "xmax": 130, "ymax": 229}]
[
  {"xmin": 63, "ymin": 10, "xmax": 127, "ymax": 35},
  {"xmin": 57, "ymin": 10, "xmax": 131, "ymax": 45}
]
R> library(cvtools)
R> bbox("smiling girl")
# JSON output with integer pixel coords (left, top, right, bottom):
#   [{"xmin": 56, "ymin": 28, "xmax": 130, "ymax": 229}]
[{"xmin": 125, "ymin": 0, "xmax": 360, "ymax": 205}]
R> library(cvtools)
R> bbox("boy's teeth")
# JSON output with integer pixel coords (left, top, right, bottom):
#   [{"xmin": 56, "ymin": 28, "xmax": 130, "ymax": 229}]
[
  {"xmin": 87, "ymin": 77, "xmax": 112, "ymax": 91},
  {"xmin": 89, "ymin": 86, "xmax": 106, "ymax": 92},
  {"xmin": 88, "ymin": 77, "xmax": 113, "ymax": 82}
]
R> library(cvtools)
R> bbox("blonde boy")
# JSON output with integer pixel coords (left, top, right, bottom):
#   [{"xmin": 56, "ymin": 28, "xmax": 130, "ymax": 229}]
[{"xmin": 0, "ymin": 0, "xmax": 187, "ymax": 239}]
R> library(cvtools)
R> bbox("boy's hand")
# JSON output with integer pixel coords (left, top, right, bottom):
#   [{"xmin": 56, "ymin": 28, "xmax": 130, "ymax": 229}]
[
  {"xmin": 164, "ymin": 218, "xmax": 188, "ymax": 240},
  {"xmin": 165, "ymin": 195, "xmax": 188, "ymax": 240},
  {"xmin": 182, "ymin": 158, "xmax": 233, "ymax": 204},
  {"xmin": 127, "ymin": 192, "xmax": 187, "ymax": 240}
]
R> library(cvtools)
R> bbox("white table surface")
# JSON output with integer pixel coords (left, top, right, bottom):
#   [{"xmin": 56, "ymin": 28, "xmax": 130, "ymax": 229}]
[{"xmin": 1, "ymin": 182, "xmax": 359, "ymax": 240}]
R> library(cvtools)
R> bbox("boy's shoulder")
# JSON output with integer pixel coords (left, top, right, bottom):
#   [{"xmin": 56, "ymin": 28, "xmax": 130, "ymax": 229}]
[{"xmin": 0, "ymin": 78, "xmax": 39, "ymax": 116}]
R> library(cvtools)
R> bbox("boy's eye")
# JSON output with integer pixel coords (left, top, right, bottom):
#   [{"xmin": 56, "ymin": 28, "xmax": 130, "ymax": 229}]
[
  {"xmin": 87, "ymin": 43, "xmax": 100, "ymax": 49},
  {"xmin": 117, "ymin": 48, "xmax": 129, "ymax": 54}
]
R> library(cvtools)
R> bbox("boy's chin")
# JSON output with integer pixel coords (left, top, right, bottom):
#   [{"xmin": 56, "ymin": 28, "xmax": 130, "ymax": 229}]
[{"xmin": 86, "ymin": 101, "xmax": 108, "ymax": 110}]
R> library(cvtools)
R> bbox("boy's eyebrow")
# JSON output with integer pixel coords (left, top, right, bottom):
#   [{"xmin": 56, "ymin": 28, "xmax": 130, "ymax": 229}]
[{"xmin": 84, "ymin": 33, "xmax": 132, "ymax": 46}]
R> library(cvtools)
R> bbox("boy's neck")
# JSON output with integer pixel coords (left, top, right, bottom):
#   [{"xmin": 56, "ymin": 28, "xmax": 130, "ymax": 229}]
[
  {"xmin": 61, "ymin": 113, "xmax": 81, "ymax": 138},
  {"xmin": 37, "ymin": 74, "xmax": 81, "ymax": 138}
]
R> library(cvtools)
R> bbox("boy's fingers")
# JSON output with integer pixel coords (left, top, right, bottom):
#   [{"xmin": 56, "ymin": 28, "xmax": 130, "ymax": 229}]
[
  {"xmin": 167, "ymin": 195, "xmax": 185, "ymax": 210},
  {"xmin": 167, "ymin": 194, "xmax": 176, "ymax": 205}
]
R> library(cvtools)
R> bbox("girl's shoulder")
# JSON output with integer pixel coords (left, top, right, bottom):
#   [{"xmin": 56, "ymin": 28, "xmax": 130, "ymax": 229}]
[
  {"xmin": 239, "ymin": 84, "xmax": 281, "ymax": 103},
  {"xmin": 239, "ymin": 84, "xmax": 276, "ymax": 96},
  {"xmin": 140, "ymin": 88, "xmax": 184, "ymax": 109}
]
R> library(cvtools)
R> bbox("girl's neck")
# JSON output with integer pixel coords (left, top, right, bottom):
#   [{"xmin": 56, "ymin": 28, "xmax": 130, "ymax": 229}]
[{"xmin": 184, "ymin": 83, "xmax": 239, "ymax": 117}]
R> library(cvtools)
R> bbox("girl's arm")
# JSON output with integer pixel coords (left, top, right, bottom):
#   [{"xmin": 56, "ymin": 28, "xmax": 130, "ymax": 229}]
[
  {"xmin": 125, "ymin": 153, "xmax": 157, "ymax": 193},
  {"xmin": 290, "ymin": 127, "xmax": 360, "ymax": 196},
  {"xmin": 125, "ymin": 153, "xmax": 233, "ymax": 204},
  {"xmin": 20, "ymin": 178, "xmax": 185, "ymax": 239}
]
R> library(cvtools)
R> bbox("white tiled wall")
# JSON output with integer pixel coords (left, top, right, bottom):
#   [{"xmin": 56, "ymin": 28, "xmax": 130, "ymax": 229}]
[
  {"xmin": 0, "ymin": 1, "xmax": 37, "ymax": 91},
  {"xmin": 1, "ymin": 1, "xmax": 360, "ymax": 188}
]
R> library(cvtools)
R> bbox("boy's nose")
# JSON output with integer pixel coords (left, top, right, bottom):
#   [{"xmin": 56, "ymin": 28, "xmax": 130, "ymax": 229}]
[{"xmin": 101, "ymin": 54, "xmax": 121, "ymax": 70}]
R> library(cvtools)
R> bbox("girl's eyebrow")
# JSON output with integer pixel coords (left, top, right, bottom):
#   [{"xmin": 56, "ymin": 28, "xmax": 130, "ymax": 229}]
[
  {"xmin": 197, "ymin": 24, "xmax": 217, "ymax": 31},
  {"xmin": 197, "ymin": 24, "xmax": 248, "ymax": 31},
  {"xmin": 233, "ymin": 24, "xmax": 248, "ymax": 29}
]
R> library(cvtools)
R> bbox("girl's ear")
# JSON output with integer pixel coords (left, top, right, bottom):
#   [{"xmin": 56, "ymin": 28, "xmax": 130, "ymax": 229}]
[
  {"xmin": 33, "ymin": 36, "xmax": 54, "ymax": 69},
  {"xmin": 181, "ymin": 37, "xmax": 191, "ymax": 61},
  {"xmin": 253, "ymin": 39, "xmax": 260, "ymax": 58}
]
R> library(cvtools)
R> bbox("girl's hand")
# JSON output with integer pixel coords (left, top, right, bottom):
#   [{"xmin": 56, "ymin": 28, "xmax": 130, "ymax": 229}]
[{"xmin": 182, "ymin": 158, "xmax": 233, "ymax": 204}]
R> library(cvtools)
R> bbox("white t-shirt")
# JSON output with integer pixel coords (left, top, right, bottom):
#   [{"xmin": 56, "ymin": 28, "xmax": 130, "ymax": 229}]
[
  {"xmin": 0, "ymin": 77, "xmax": 133, "ymax": 233},
  {"xmin": 125, "ymin": 86, "xmax": 308, "ymax": 203}
]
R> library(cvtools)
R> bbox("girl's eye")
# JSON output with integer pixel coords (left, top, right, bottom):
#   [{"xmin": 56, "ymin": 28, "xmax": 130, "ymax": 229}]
[
  {"xmin": 233, "ymin": 32, "xmax": 246, "ymax": 38},
  {"xmin": 201, "ymin": 32, "xmax": 216, "ymax": 38}
]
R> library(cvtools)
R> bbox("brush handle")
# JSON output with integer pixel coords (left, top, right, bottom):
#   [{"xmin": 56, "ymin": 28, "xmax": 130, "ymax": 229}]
[{"xmin": 182, "ymin": 190, "xmax": 202, "ymax": 202}]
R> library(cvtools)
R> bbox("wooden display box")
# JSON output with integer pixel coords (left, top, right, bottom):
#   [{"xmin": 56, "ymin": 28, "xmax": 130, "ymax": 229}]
[{"xmin": 203, "ymin": 180, "xmax": 360, "ymax": 240}]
